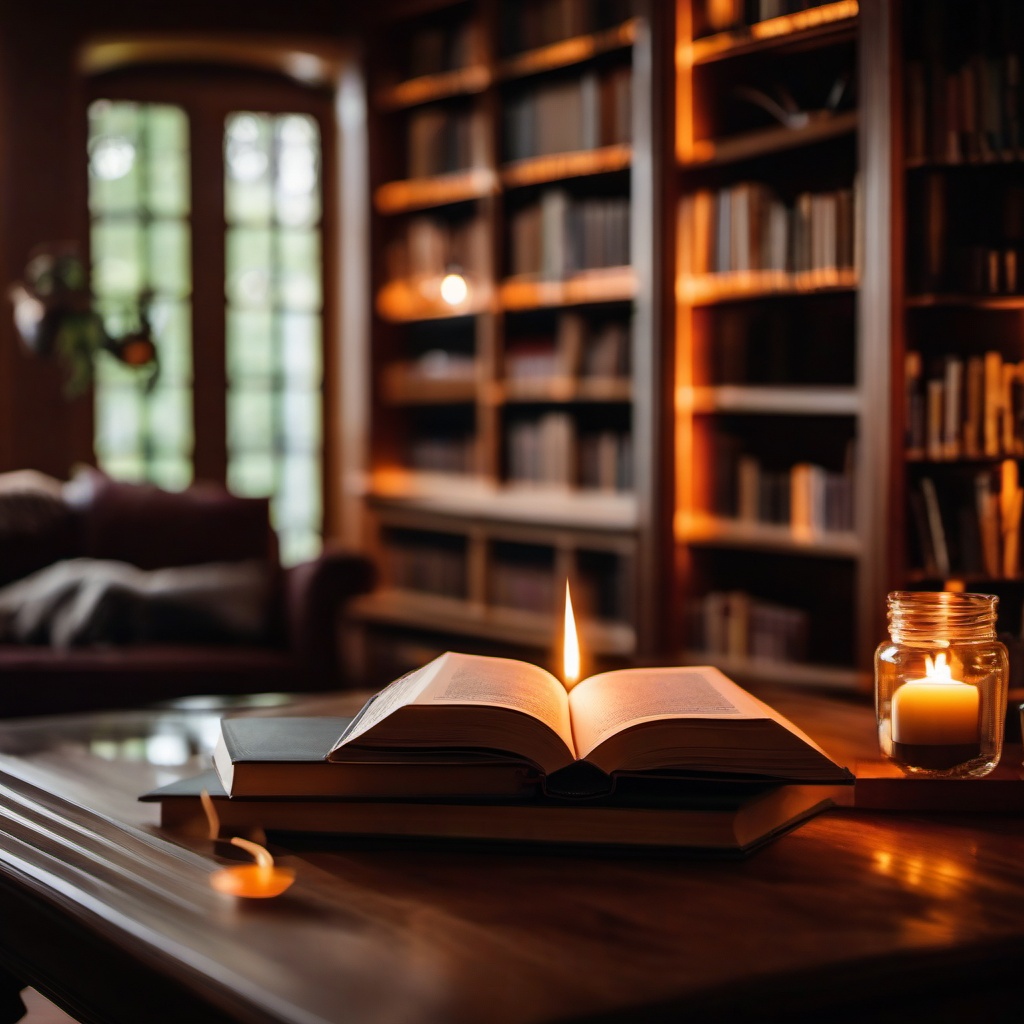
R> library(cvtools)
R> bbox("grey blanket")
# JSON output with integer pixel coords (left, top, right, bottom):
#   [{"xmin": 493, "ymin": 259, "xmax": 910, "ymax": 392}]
[{"xmin": 0, "ymin": 558, "xmax": 273, "ymax": 648}]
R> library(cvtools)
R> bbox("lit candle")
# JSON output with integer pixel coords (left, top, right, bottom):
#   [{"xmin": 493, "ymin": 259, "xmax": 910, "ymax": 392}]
[
  {"xmin": 210, "ymin": 837, "xmax": 295, "ymax": 899},
  {"xmin": 562, "ymin": 580, "xmax": 581, "ymax": 690},
  {"xmin": 891, "ymin": 653, "xmax": 980, "ymax": 746},
  {"xmin": 201, "ymin": 789, "xmax": 295, "ymax": 898}
]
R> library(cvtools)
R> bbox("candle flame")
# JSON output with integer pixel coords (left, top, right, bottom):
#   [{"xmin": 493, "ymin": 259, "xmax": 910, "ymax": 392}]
[
  {"xmin": 563, "ymin": 580, "xmax": 580, "ymax": 689},
  {"xmin": 924, "ymin": 653, "xmax": 953, "ymax": 682}
]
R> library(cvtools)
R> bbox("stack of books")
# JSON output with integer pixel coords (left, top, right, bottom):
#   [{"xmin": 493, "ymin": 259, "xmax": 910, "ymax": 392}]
[{"xmin": 143, "ymin": 653, "xmax": 853, "ymax": 856}]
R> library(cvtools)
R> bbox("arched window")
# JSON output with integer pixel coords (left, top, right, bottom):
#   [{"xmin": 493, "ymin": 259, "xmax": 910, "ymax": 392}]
[{"xmin": 83, "ymin": 43, "xmax": 343, "ymax": 564}]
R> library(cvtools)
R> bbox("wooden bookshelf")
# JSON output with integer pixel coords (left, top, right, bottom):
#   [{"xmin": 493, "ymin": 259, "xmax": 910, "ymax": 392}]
[
  {"xmin": 497, "ymin": 18, "xmax": 638, "ymax": 80},
  {"xmin": 678, "ymin": 271, "xmax": 858, "ymax": 306},
  {"xmin": 671, "ymin": 0, "xmax": 887, "ymax": 690},
  {"xmin": 374, "ymin": 168, "xmax": 499, "ymax": 213},
  {"xmin": 686, "ymin": 385, "xmax": 862, "ymax": 416},
  {"xmin": 897, "ymin": 0, "xmax": 1024, "ymax": 600},
  {"xmin": 375, "ymin": 65, "xmax": 492, "ymax": 112},
  {"xmin": 676, "ymin": 513, "xmax": 863, "ymax": 558},
  {"xmin": 346, "ymin": 0, "xmax": 905, "ymax": 690},
  {"xmin": 501, "ymin": 143, "xmax": 632, "ymax": 189},
  {"xmin": 684, "ymin": 110, "xmax": 858, "ymax": 168},
  {"xmin": 689, "ymin": 0, "xmax": 859, "ymax": 65},
  {"xmin": 353, "ymin": 0, "xmax": 655, "ymax": 683},
  {"xmin": 500, "ymin": 268, "xmax": 637, "ymax": 309}
]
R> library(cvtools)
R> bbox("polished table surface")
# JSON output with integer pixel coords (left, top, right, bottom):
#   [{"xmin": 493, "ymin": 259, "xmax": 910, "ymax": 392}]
[{"xmin": 0, "ymin": 686, "xmax": 1021, "ymax": 1023}]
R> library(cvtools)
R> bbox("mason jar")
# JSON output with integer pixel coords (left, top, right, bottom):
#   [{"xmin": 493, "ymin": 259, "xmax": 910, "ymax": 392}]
[{"xmin": 874, "ymin": 591, "xmax": 1009, "ymax": 778}]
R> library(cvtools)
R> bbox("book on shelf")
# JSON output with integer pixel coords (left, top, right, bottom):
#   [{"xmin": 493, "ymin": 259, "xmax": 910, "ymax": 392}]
[
  {"xmin": 143, "ymin": 768, "xmax": 844, "ymax": 855},
  {"xmin": 508, "ymin": 190, "xmax": 631, "ymax": 278},
  {"xmin": 910, "ymin": 461, "xmax": 1023, "ymax": 580},
  {"xmin": 499, "ymin": 0, "xmax": 635, "ymax": 56},
  {"xmin": 504, "ymin": 67, "xmax": 632, "ymax": 163},
  {"xmin": 489, "ymin": 555, "xmax": 557, "ymax": 615},
  {"xmin": 717, "ymin": 446, "xmax": 854, "ymax": 533},
  {"xmin": 904, "ymin": 350, "xmax": 1024, "ymax": 463},
  {"xmin": 406, "ymin": 105, "xmax": 488, "ymax": 179},
  {"xmin": 385, "ymin": 214, "xmax": 489, "ymax": 282},
  {"xmin": 506, "ymin": 411, "xmax": 576, "ymax": 486},
  {"xmin": 905, "ymin": 0, "xmax": 1024, "ymax": 165},
  {"xmin": 401, "ymin": 17, "xmax": 483, "ymax": 80},
  {"xmin": 690, "ymin": 590, "xmax": 809, "ymax": 665},
  {"xmin": 678, "ymin": 182, "xmax": 856, "ymax": 282}
]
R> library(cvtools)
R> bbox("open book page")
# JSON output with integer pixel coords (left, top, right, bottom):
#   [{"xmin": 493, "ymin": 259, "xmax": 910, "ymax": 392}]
[
  {"xmin": 568, "ymin": 666, "xmax": 764, "ymax": 762},
  {"xmin": 333, "ymin": 655, "xmax": 450, "ymax": 748},
  {"xmin": 333, "ymin": 652, "xmax": 576, "ymax": 766},
  {"xmin": 421, "ymin": 652, "xmax": 575, "ymax": 756},
  {"xmin": 567, "ymin": 666, "xmax": 847, "ymax": 778}
]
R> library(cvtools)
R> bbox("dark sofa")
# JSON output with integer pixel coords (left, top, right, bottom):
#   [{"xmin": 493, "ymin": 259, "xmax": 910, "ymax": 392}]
[{"xmin": 0, "ymin": 469, "xmax": 376, "ymax": 716}]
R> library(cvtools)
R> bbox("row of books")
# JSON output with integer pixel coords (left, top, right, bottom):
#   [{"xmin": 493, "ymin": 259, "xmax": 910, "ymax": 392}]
[
  {"xmin": 406, "ymin": 106, "xmax": 487, "ymax": 179},
  {"xmin": 490, "ymin": 557, "xmax": 558, "ymax": 614},
  {"xmin": 503, "ymin": 66, "xmax": 632, "ymax": 162},
  {"xmin": 910, "ymin": 173, "xmax": 1024, "ymax": 295},
  {"xmin": 506, "ymin": 413, "xmax": 633, "ymax": 491},
  {"xmin": 498, "ymin": 0, "xmax": 635, "ymax": 56},
  {"xmin": 910, "ymin": 462, "xmax": 1023, "ymax": 580},
  {"xmin": 491, "ymin": 554, "xmax": 630, "ymax": 620},
  {"xmin": 579, "ymin": 430, "xmax": 633, "ymax": 492},
  {"xmin": 505, "ymin": 314, "xmax": 631, "ymax": 379},
  {"xmin": 509, "ymin": 190, "xmax": 631, "ymax": 277},
  {"xmin": 677, "ymin": 183, "xmax": 857, "ymax": 278},
  {"xmin": 401, "ymin": 19, "xmax": 484, "ymax": 80},
  {"xmin": 904, "ymin": 0, "xmax": 1024, "ymax": 165},
  {"xmin": 406, "ymin": 434, "xmax": 476, "ymax": 474},
  {"xmin": 384, "ymin": 537, "xmax": 467, "ymax": 599},
  {"xmin": 905, "ymin": 350, "xmax": 1024, "ymax": 461},
  {"xmin": 688, "ymin": 590, "xmax": 809, "ymax": 665},
  {"xmin": 714, "ymin": 448, "xmax": 855, "ymax": 533},
  {"xmin": 385, "ymin": 214, "xmax": 488, "ymax": 282}
]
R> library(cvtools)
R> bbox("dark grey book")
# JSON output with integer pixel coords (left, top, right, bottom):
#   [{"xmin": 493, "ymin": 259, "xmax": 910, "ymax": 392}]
[{"xmin": 214, "ymin": 715, "xmax": 536, "ymax": 799}]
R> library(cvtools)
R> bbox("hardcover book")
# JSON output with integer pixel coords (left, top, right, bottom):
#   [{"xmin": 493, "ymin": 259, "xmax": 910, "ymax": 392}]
[
  {"xmin": 214, "ymin": 652, "xmax": 851, "ymax": 801},
  {"xmin": 144, "ymin": 770, "xmax": 844, "ymax": 856}
]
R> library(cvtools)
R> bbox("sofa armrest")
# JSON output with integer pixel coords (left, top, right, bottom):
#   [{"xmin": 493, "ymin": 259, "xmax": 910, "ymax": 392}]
[{"xmin": 282, "ymin": 547, "xmax": 377, "ymax": 689}]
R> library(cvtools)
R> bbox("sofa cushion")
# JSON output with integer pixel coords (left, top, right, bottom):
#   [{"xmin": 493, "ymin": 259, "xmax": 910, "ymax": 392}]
[
  {"xmin": 68, "ymin": 468, "xmax": 278, "ymax": 570},
  {"xmin": 0, "ymin": 557, "xmax": 275, "ymax": 648},
  {"xmin": 0, "ymin": 470, "xmax": 78, "ymax": 587}
]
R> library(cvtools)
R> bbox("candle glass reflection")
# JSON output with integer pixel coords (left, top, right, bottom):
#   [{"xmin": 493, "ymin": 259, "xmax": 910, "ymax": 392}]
[{"xmin": 875, "ymin": 591, "xmax": 1008, "ymax": 778}]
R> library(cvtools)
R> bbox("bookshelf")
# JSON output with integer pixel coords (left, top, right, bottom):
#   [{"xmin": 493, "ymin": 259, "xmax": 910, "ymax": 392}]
[
  {"xmin": 353, "ymin": 0, "xmax": 658, "ymax": 683},
  {"xmin": 672, "ymin": 0, "xmax": 891, "ymax": 689},
  {"xmin": 898, "ymin": 0, "xmax": 1024, "ymax": 620}
]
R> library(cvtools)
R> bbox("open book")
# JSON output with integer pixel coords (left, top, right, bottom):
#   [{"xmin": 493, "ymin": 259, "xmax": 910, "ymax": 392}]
[{"xmin": 325, "ymin": 652, "xmax": 850, "ymax": 797}]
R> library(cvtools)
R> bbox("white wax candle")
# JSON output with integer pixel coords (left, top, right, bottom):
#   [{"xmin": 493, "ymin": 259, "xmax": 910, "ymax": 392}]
[{"xmin": 891, "ymin": 675, "xmax": 980, "ymax": 746}]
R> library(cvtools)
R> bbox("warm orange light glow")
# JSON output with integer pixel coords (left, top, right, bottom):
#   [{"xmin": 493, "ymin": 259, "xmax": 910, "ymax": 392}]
[
  {"xmin": 210, "ymin": 837, "xmax": 295, "ymax": 899},
  {"xmin": 563, "ymin": 580, "xmax": 581, "ymax": 689},
  {"xmin": 923, "ymin": 653, "xmax": 953, "ymax": 683},
  {"xmin": 440, "ymin": 271, "xmax": 469, "ymax": 306}
]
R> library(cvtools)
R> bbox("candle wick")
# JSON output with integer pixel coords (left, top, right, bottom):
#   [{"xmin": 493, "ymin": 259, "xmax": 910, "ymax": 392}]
[
  {"xmin": 199, "ymin": 788, "xmax": 220, "ymax": 841},
  {"xmin": 230, "ymin": 835, "xmax": 275, "ymax": 869}
]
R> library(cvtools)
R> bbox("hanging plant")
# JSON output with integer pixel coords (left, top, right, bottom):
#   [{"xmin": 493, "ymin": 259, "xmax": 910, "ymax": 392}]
[{"xmin": 8, "ymin": 243, "xmax": 159, "ymax": 397}]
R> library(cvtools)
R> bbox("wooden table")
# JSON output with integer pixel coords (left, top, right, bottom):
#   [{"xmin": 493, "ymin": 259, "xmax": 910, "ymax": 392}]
[{"xmin": 0, "ymin": 686, "xmax": 1021, "ymax": 1024}]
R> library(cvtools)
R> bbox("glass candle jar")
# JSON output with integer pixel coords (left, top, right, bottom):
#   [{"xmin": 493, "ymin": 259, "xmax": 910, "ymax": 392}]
[{"xmin": 874, "ymin": 591, "xmax": 1008, "ymax": 778}]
